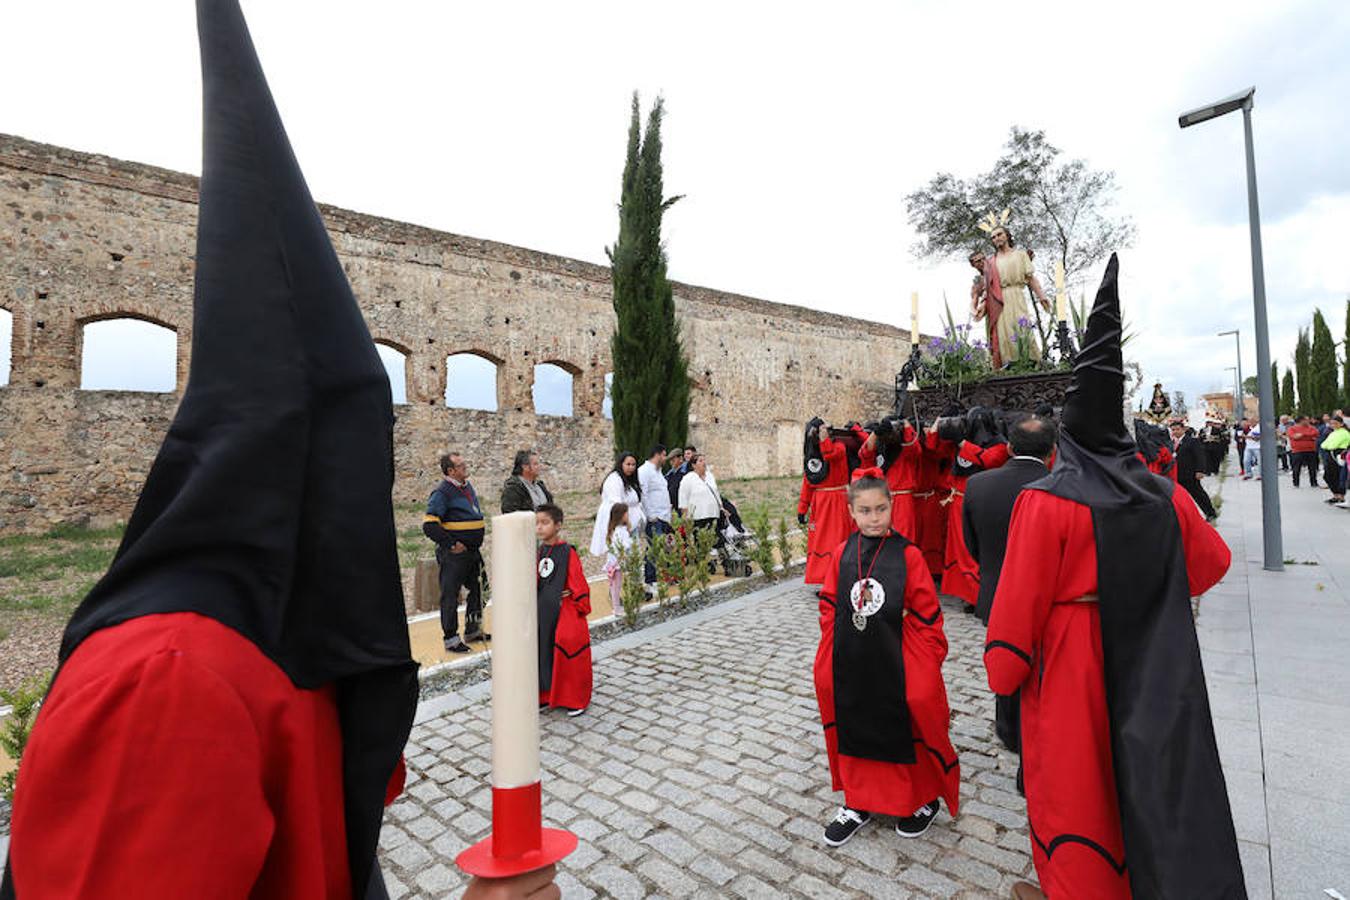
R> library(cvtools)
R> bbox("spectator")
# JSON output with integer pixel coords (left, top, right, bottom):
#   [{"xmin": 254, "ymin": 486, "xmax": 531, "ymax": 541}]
[
  {"xmin": 603, "ymin": 503, "xmax": 632, "ymax": 613},
  {"xmin": 424, "ymin": 452, "xmax": 487, "ymax": 652},
  {"xmin": 589, "ymin": 451, "xmax": 645, "ymax": 557},
  {"xmin": 1242, "ymin": 422, "xmax": 1261, "ymax": 480},
  {"xmin": 667, "ymin": 447, "xmax": 685, "ymax": 473},
  {"xmin": 1287, "ymin": 415, "xmax": 1320, "ymax": 488},
  {"xmin": 1321, "ymin": 416, "xmax": 1350, "ymax": 505},
  {"xmin": 1234, "ymin": 419, "xmax": 1249, "ymax": 475},
  {"xmin": 1276, "ymin": 415, "xmax": 1290, "ymax": 471},
  {"xmin": 667, "ymin": 444, "xmax": 697, "ymax": 510},
  {"xmin": 500, "ymin": 448, "xmax": 554, "ymax": 513},
  {"xmin": 637, "ymin": 444, "xmax": 672, "ymax": 594},
  {"xmin": 678, "ymin": 453, "xmax": 724, "ymax": 555}
]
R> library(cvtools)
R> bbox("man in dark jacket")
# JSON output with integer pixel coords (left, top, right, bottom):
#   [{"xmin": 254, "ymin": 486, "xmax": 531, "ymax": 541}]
[
  {"xmin": 1171, "ymin": 423, "xmax": 1218, "ymax": 521},
  {"xmin": 667, "ymin": 444, "xmax": 696, "ymax": 510},
  {"xmin": 962, "ymin": 413, "xmax": 1055, "ymax": 779},
  {"xmin": 425, "ymin": 452, "xmax": 487, "ymax": 651},
  {"xmin": 500, "ymin": 448, "xmax": 554, "ymax": 513}
]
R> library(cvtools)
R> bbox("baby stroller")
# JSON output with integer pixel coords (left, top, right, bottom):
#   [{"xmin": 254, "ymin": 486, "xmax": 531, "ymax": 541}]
[{"xmin": 717, "ymin": 496, "xmax": 754, "ymax": 577}]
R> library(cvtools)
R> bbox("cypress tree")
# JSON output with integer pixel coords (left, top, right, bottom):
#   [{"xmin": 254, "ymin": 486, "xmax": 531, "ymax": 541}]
[
  {"xmin": 1280, "ymin": 369, "xmax": 1295, "ymax": 417},
  {"xmin": 1344, "ymin": 297, "xmax": 1350, "ymax": 408},
  {"xmin": 1270, "ymin": 361, "xmax": 1281, "ymax": 418},
  {"xmin": 1311, "ymin": 309, "xmax": 1338, "ymax": 415},
  {"xmin": 1294, "ymin": 328, "xmax": 1311, "ymax": 415},
  {"xmin": 606, "ymin": 94, "xmax": 689, "ymax": 456}
]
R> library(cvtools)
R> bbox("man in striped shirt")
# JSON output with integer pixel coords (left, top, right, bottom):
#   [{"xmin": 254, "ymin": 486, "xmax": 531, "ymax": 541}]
[{"xmin": 425, "ymin": 452, "xmax": 488, "ymax": 652}]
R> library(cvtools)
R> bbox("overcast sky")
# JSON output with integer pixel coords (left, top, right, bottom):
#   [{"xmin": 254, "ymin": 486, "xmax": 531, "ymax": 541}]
[{"xmin": 4, "ymin": 1, "xmax": 1348, "ymax": 413}]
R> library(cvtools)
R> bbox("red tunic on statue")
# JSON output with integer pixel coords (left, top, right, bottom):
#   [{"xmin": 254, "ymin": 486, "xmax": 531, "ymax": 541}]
[
  {"xmin": 813, "ymin": 541, "xmax": 961, "ymax": 817},
  {"xmin": 915, "ymin": 431, "xmax": 955, "ymax": 580},
  {"xmin": 859, "ymin": 425, "xmax": 923, "ymax": 542},
  {"xmin": 8, "ymin": 611, "xmax": 405, "ymax": 900},
  {"xmin": 984, "ymin": 488, "xmax": 1230, "ymax": 899},
  {"xmin": 539, "ymin": 543, "xmax": 593, "ymax": 712},
  {"xmin": 942, "ymin": 441, "xmax": 1011, "ymax": 604},
  {"xmin": 798, "ymin": 435, "xmax": 856, "ymax": 585}
]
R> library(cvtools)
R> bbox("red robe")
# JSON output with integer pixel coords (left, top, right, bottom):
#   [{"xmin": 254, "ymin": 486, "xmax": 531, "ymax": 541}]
[
  {"xmin": 942, "ymin": 441, "xmax": 1011, "ymax": 605},
  {"xmin": 538, "ymin": 543, "xmax": 593, "ymax": 711},
  {"xmin": 984, "ymin": 488, "xmax": 1230, "ymax": 899},
  {"xmin": 915, "ymin": 431, "xmax": 956, "ymax": 579},
  {"xmin": 8, "ymin": 611, "xmax": 404, "ymax": 899},
  {"xmin": 813, "ymin": 539, "xmax": 960, "ymax": 817},
  {"xmin": 859, "ymin": 425, "xmax": 923, "ymax": 542},
  {"xmin": 798, "ymin": 434, "xmax": 855, "ymax": 585},
  {"xmin": 1137, "ymin": 447, "xmax": 1178, "ymax": 482}
]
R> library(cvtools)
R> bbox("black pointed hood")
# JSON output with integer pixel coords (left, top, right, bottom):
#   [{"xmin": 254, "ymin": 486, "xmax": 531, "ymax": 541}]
[
  {"xmin": 56, "ymin": 1, "xmax": 417, "ymax": 891},
  {"xmin": 1025, "ymin": 253, "xmax": 1246, "ymax": 895},
  {"xmin": 1035, "ymin": 254, "xmax": 1168, "ymax": 508}
]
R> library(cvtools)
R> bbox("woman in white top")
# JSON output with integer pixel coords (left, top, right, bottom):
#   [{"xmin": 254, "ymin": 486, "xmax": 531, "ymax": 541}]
[
  {"xmin": 678, "ymin": 453, "xmax": 723, "ymax": 525},
  {"xmin": 590, "ymin": 451, "xmax": 645, "ymax": 557}
]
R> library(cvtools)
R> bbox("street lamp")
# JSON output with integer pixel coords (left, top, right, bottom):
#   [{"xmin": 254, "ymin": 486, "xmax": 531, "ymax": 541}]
[
  {"xmin": 1181, "ymin": 86, "xmax": 1282, "ymax": 571},
  {"xmin": 1217, "ymin": 329, "xmax": 1243, "ymax": 423}
]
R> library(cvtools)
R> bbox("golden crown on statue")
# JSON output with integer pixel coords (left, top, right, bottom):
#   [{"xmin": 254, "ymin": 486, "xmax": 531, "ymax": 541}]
[{"xmin": 976, "ymin": 208, "xmax": 1012, "ymax": 234}]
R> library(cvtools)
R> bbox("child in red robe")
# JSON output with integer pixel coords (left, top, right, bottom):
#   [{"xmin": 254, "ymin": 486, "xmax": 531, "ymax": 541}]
[
  {"xmin": 813, "ymin": 468, "xmax": 960, "ymax": 848},
  {"xmin": 535, "ymin": 504, "xmax": 593, "ymax": 716}
]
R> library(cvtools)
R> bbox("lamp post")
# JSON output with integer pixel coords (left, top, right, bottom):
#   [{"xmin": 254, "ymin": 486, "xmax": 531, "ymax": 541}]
[
  {"xmin": 1181, "ymin": 87, "xmax": 1282, "ymax": 571},
  {"xmin": 1217, "ymin": 329, "xmax": 1243, "ymax": 424}
]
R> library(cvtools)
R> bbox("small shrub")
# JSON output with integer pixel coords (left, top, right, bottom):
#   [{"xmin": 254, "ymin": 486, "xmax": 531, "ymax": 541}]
[
  {"xmin": 616, "ymin": 535, "xmax": 647, "ymax": 626},
  {"xmin": 775, "ymin": 518, "xmax": 798, "ymax": 574},
  {"xmin": 1, "ymin": 670, "xmax": 51, "ymax": 803},
  {"xmin": 746, "ymin": 510, "xmax": 776, "ymax": 579}
]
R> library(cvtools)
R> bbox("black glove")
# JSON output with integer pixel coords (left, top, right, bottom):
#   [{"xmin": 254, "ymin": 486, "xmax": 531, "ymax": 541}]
[{"xmin": 797, "ymin": 512, "xmax": 808, "ymax": 525}]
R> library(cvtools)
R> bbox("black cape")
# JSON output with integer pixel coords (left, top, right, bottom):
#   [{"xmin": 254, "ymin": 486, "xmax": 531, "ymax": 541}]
[
  {"xmin": 804, "ymin": 417, "xmax": 828, "ymax": 485},
  {"xmin": 3, "ymin": 2, "xmax": 418, "ymax": 896},
  {"xmin": 1029, "ymin": 254, "xmax": 1244, "ymax": 898},
  {"xmin": 537, "ymin": 543, "xmax": 568, "ymax": 692},
  {"xmin": 832, "ymin": 531, "xmax": 916, "ymax": 764}
]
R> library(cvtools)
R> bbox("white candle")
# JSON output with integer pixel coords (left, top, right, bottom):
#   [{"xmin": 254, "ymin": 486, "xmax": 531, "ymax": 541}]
[
  {"xmin": 910, "ymin": 291, "xmax": 919, "ymax": 345},
  {"xmin": 1054, "ymin": 261, "xmax": 1066, "ymax": 322},
  {"xmin": 489, "ymin": 510, "xmax": 541, "ymax": 789}
]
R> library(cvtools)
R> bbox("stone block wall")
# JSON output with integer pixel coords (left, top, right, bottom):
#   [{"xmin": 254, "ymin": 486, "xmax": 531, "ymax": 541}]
[{"xmin": 0, "ymin": 134, "xmax": 912, "ymax": 532}]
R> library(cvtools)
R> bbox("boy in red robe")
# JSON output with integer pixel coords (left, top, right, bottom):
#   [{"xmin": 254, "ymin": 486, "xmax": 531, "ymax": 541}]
[
  {"xmin": 985, "ymin": 255, "xmax": 1244, "ymax": 900},
  {"xmin": 535, "ymin": 504, "xmax": 593, "ymax": 716},
  {"xmin": 2, "ymin": 4, "xmax": 556, "ymax": 898},
  {"xmin": 813, "ymin": 468, "xmax": 960, "ymax": 848},
  {"xmin": 939, "ymin": 408, "xmax": 1011, "ymax": 611},
  {"xmin": 859, "ymin": 417, "xmax": 924, "ymax": 541},
  {"xmin": 798, "ymin": 419, "xmax": 860, "ymax": 585}
]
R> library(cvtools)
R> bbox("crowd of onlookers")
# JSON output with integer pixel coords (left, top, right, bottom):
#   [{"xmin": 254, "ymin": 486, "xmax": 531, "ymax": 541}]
[
  {"xmin": 422, "ymin": 444, "xmax": 741, "ymax": 652},
  {"xmin": 1232, "ymin": 412, "xmax": 1350, "ymax": 505}
]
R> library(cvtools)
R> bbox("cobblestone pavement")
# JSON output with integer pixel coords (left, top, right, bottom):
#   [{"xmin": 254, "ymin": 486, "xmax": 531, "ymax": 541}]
[{"xmin": 378, "ymin": 581, "xmax": 1034, "ymax": 899}]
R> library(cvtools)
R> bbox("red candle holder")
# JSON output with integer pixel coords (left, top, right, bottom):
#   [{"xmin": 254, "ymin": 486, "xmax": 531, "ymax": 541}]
[{"xmin": 456, "ymin": 782, "xmax": 577, "ymax": 878}]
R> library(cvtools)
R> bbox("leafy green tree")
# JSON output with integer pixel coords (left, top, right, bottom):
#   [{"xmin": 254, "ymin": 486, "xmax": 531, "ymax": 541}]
[
  {"xmin": 606, "ymin": 93, "xmax": 689, "ymax": 456},
  {"xmin": 905, "ymin": 127, "xmax": 1136, "ymax": 284},
  {"xmin": 1310, "ymin": 309, "xmax": 1339, "ymax": 414},
  {"xmin": 1242, "ymin": 376, "xmax": 1258, "ymax": 397},
  {"xmin": 1294, "ymin": 328, "xmax": 1312, "ymax": 415},
  {"xmin": 1280, "ymin": 369, "xmax": 1295, "ymax": 417}
]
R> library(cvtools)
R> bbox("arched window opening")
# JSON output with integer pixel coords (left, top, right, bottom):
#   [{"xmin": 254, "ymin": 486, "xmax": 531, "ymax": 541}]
[
  {"xmin": 79, "ymin": 317, "xmax": 176, "ymax": 392},
  {"xmin": 375, "ymin": 343, "xmax": 409, "ymax": 405},
  {"xmin": 445, "ymin": 353, "xmax": 499, "ymax": 411},
  {"xmin": 0, "ymin": 309, "xmax": 12, "ymax": 387},
  {"xmin": 533, "ymin": 362, "xmax": 575, "ymax": 417},
  {"xmin": 602, "ymin": 372, "xmax": 614, "ymax": 421}
]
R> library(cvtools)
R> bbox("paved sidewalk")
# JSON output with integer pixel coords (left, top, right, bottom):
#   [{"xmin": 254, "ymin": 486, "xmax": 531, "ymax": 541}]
[
  {"xmin": 380, "ymin": 579, "xmax": 1035, "ymax": 899},
  {"xmin": 1203, "ymin": 464, "xmax": 1350, "ymax": 898}
]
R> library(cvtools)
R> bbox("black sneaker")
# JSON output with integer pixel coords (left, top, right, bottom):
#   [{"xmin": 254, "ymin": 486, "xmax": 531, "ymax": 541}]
[
  {"xmin": 464, "ymin": 627, "xmax": 491, "ymax": 643},
  {"xmin": 443, "ymin": 636, "xmax": 470, "ymax": 653},
  {"xmin": 823, "ymin": 807, "xmax": 871, "ymax": 846},
  {"xmin": 895, "ymin": 800, "xmax": 940, "ymax": 838}
]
